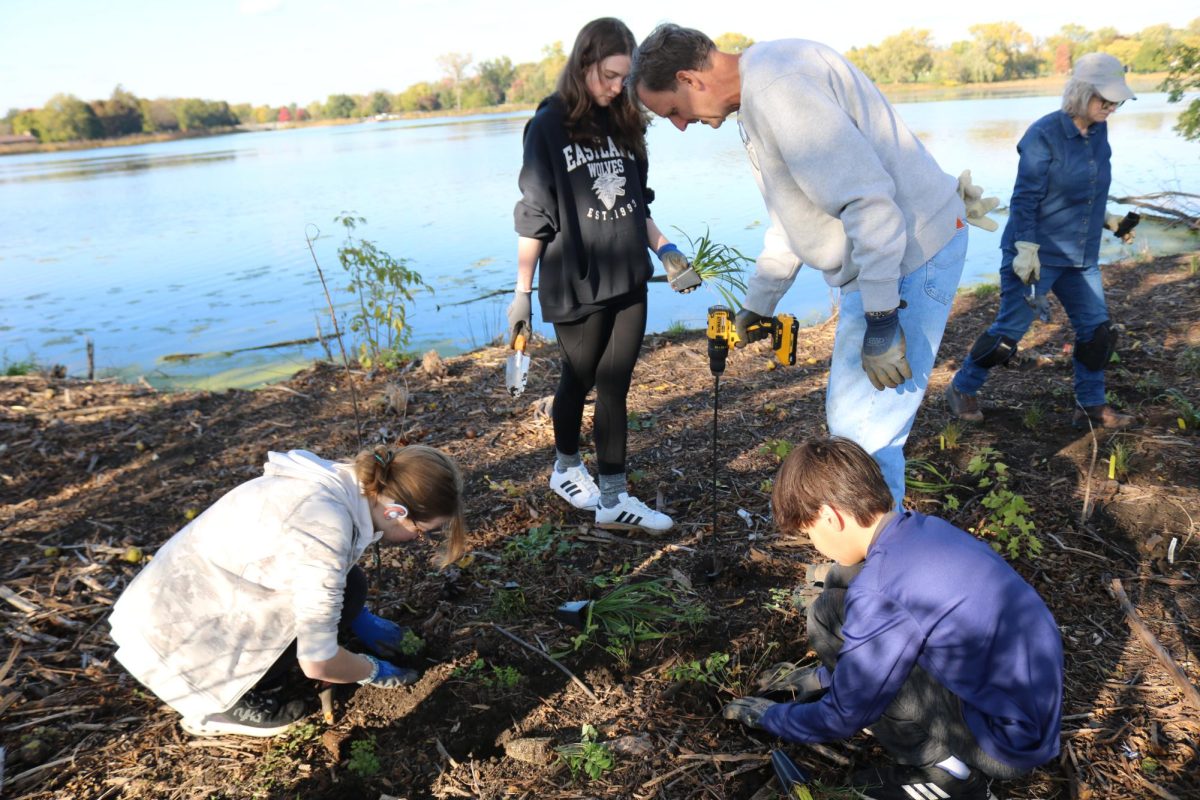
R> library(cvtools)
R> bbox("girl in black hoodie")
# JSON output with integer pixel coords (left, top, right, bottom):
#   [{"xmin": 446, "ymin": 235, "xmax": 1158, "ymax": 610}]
[{"xmin": 508, "ymin": 17, "xmax": 698, "ymax": 533}]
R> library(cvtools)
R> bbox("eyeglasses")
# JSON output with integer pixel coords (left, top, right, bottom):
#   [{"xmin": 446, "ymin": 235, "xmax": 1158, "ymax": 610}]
[
  {"xmin": 1095, "ymin": 97, "xmax": 1124, "ymax": 111},
  {"xmin": 737, "ymin": 116, "xmax": 760, "ymax": 172}
]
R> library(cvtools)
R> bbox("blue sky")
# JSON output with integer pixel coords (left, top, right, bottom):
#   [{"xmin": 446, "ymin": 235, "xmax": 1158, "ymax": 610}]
[{"xmin": 2, "ymin": 0, "xmax": 1195, "ymax": 110}]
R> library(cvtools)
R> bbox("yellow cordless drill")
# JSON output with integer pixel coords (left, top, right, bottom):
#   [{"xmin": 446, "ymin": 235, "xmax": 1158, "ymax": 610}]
[
  {"xmin": 706, "ymin": 305, "xmax": 798, "ymax": 376},
  {"xmin": 705, "ymin": 305, "xmax": 799, "ymax": 536}
]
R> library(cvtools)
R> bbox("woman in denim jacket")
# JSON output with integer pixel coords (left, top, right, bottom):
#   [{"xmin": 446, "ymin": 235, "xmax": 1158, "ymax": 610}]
[{"xmin": 945, "ymin": 53, "xmax": 1138, "ymax": 430}]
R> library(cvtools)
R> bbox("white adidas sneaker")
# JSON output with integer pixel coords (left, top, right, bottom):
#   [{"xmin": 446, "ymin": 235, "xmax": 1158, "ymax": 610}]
[
  {"xmin": 595, "ymin": 493, "xmax": 673, "ymax": 533},
  {"xmin": 549, "ymin": 464, "xmax": 600, "ymax": 509}
]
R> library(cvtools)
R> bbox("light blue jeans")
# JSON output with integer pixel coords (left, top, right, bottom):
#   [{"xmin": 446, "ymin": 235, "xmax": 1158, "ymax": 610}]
[
  {"xmin": 951, "ymin": 262, "xmax": 1109, "ymax": 407},
  {"xmin": 828, "ymin": 225, "xmax": 968, "ymax": 507}
]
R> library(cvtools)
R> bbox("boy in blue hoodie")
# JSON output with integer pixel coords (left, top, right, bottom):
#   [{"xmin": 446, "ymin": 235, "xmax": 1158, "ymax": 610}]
[{"xmin": 724, "ymin": 437, "xmax": 1062, "ymax": 800}]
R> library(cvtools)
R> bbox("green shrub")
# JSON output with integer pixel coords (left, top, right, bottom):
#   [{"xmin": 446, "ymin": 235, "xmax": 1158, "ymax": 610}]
[{"xmin": 334, "ymin": 213, "xmax": 429, "ymax": 370}]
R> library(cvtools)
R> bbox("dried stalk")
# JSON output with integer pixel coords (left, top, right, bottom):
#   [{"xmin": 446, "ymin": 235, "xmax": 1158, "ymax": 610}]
[{"xmin": 304, "ymin": 224, "xmax": 364, "ymax": 448}]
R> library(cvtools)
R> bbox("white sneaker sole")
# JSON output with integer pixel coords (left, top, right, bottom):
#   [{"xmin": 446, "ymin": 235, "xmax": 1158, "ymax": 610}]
[
  {"xmin": 595, "ymin": 513, "xmax": 672, "ymax": 533},
  {"xmin": 180, "ymin": 715, "xmax": 299, "ymax": 738},
  {"xmin": 550, "ymin": 478, "xmax": 599, "ymax": 510}
]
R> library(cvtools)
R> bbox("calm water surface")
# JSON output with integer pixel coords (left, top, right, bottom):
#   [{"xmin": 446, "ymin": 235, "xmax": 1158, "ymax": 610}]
[{"xmin": 1, "ymin": 93, "xmax": 1195, "ymax": 388}]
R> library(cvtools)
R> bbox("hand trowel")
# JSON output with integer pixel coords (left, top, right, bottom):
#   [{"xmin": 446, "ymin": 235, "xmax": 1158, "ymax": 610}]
[{"xmin": 505, "ymin": 325, "xmax": 531, "ymax": 398}]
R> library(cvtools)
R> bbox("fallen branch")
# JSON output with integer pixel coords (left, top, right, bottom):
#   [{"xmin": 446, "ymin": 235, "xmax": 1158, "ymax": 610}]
[
  {"xmin": 490, "ymin": 624, "xmax": 597, "ymax": 703},
  {"xmin": 1108, "ymin": 578, "xmax": 1200, "ymax": 714}
]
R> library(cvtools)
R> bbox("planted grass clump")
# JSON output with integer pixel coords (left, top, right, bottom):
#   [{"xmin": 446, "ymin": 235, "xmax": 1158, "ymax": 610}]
[
  {"xmin": 557, "ymin": 577, "xmax": 706, "ymax": 668},
  {"xmin": 675, "ymin": 226, "xmax": 750, "ymax": 308}
]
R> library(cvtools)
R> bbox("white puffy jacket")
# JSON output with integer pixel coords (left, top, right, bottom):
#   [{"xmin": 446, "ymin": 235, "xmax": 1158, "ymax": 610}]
[{"xmin": 109, "ymin": 450, "xmax": 380, "ymax": 717}]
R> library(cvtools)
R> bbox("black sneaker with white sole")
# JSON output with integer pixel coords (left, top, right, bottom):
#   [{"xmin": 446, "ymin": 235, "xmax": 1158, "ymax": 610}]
[
  {"xmin": 180, "ymin": 686, "xmax": 308, "ymax": 738},
  {"xmin": 850, "ymin": 764, "xmax": 998, "ymax": 800}
]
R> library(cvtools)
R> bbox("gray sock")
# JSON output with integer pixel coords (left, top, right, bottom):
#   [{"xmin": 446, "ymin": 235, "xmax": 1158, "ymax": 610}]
[
  {"xmin": 599, "ymin": 473, "xmax": 626, "ymax": 508},
  {"xmin": 555, "ymin": 450, "xmax": 582, "ymax": 473}
]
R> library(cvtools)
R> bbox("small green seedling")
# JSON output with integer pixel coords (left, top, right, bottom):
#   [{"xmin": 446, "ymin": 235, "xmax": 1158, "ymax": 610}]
[
  {"xmin": 666, "ymin": 652, "xmax": 732, "ymax": 685},
  {"xmin": 627, "ymin": 411, "xmax": 655, "ymax": 431},
  {"xmin": 1022, "ymin": 402, "xmax": 1045, "ymax": 431},
  {"xmin": 966, "ymin": 447, "xmax": 1040, "ymax": 560},
  {"xmin": 939, "ymin": 421, "xmax": 962, "ymax": 451},
  {"xmin": 1107, "ymin": 439, "xmax": 1132, "ymax": 481},
  {"xmin": 759, "ymin": 439, "xmax": 794, "ymax": 460},
  {"xmin": 556, "ymin": 724, "xmax": 615, "ymax": 782},
  {"xmin": 504, "ymin": 522, "xmax": 577, "ymax": 562},
  {"xmin": 347, "ymin": 735, "xmax": 381, "ymax": 778},
  {"xmin": 397, "ymin": 629, "xmax": 424, "ymax": 656},
  {"xmin": 1165, "ymin": 389, "xmax": 1200, "ymax": 431}
]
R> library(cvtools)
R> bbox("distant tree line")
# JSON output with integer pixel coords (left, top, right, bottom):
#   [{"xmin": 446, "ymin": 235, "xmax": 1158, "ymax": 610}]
[
  {"xmin": 846, "ymin": 19, "xmax": 1200, "ymax": 84},
  {"xmin": 4, "ymin": 20, "xmax": 1198, "ymax": 145},
  {"xmin": 3, "ymin": 86, "xmax": 237, "ymax": 143}
]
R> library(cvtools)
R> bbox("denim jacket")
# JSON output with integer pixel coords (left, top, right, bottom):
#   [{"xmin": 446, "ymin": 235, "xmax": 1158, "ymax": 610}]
[{"xmin": 1000, "ymin": 110, "xmax": 1111, "ymax": 269}]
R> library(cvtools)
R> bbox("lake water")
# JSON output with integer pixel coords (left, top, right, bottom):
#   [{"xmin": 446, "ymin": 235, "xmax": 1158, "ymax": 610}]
[{"xmin": 2, "ymin": 93, "xmax": 1196, "ymax": 389}]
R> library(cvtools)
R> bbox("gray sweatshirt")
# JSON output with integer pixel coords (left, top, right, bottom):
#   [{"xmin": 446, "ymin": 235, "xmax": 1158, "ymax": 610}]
[{"xmin": 737, "ymin": 40, "xmax": 964, "ymax": 314}]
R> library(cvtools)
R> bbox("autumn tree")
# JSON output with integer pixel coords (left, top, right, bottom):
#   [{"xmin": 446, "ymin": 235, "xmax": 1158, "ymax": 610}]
[
  {"xmin": 714, "ymin": 32, "xmax": 754, "ymax": 54},
  {"xmin": 91, "ymin": 85, "xmax": 143, "ymax": 138},
  {"xmin": 368, "ymin": 90, "xmax": 392, "ymax": 115},
  {"xmin": 476, "ymin": 56, "xmax": 516, "ymax": 105},
  {"xmin": 437, "ymin": 51, "xmax": 473, "ymax": 110},
  {"xmin": 1163, "ymin": 42, "xmax": 1200, "ymax": 141},
  {"xmin": 36, "ymin": 94, "xmax": 100, "ymax": 142},
  {"xmin": 325, "ymin": 93, "xmax": 356, "ymax": 119},
  {"xmin": 968, "ymin": 21, "xmax": 1038, "ymax": 81}
]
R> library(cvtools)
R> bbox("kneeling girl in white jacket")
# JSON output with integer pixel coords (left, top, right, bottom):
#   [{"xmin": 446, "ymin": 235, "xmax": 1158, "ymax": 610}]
[{"xmin": 109, "ymin": 445, "xmax": 467, "ymax": 737}]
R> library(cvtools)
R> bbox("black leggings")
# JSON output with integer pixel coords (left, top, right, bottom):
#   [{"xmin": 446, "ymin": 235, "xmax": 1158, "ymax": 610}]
[{"xmin": 552, "ymin": 292, "xmax": 647, "ymax": 476}]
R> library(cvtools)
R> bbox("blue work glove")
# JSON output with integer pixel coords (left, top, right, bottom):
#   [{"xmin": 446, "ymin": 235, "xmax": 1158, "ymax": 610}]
[
  {"xmin": 861, "ymin": 308, "xmax": 911, "ymax": 391},
  {"xmin": 358, "ymin": 654, "xmax": 419, "ymax": 688},
  {"xmin": 350, "ymin": 607, "xmax": 421, "ymax": 659},
  {"xmin": 656, "ymin": 244, "xmax": 701, "ymax": 293},
  {"xmin": 722, "ymin": 696, "xmax": 776, "ymax": 729}
]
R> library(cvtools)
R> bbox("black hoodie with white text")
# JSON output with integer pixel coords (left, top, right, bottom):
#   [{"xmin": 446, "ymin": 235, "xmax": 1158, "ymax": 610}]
[{"xmin": 513, "ymin": 94, "xmax": 655, "ymax": 323}]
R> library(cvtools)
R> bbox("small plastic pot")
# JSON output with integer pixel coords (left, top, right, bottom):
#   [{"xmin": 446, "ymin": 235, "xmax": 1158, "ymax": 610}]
[{"xmin": 554, "ymin": 599, "xmax": 592, "ymax": 629}]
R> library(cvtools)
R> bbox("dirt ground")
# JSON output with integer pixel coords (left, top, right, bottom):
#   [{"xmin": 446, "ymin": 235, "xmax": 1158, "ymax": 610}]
[{"xmin": 2, "ymin": 252, "xmax": 1198, "ymax": 800}]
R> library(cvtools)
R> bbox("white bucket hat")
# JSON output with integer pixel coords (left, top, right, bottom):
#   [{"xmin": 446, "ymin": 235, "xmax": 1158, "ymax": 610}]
[{"xmin": 1073, "ymin": 52, "xmax": 1136, "ymax": 102}]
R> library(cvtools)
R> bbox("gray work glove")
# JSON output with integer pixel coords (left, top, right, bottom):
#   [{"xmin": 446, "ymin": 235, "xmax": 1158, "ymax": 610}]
[
  {"xmin": 656, "ymin": 244, "xmax": 702, "ymax": 293},
  {"xmin": 861, "ymin": 308, "xmax": 911, "ymax": 391},
  {"xmin": 506, "ymin": 290, "xmax": 532, "ymax": 342},
  {"xmin": 755, "ymin": 662, "xmax": 826, "ymax": 701},
  {"xmin": 1012, "ymin": 241, "xmax": 1041, "ymax": 285},
  {"xmin": 734, "ymin": 308, "xmax": 771, "ymax": 348},
  {"xmin": 1104, "ymin": 212, "xmax": 1137, "ymax": 244},
  {"xmin": 358, "ymin": 654, "xmax": 419, "ymax": 688},
  {"xmin": 722, "ymin": 696, "xmax": 776, "ymax": 729},
  {"xmin": 956, "ymin": 170, "xmax": 1000, "ymax": 232}
]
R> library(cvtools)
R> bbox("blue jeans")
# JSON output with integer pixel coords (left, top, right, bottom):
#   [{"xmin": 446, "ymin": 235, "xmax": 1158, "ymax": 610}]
[
  {"xmin": 828, "ymin": 224, "xmax": 968, "ymax": 507},
  {"xmin": 951, "ymin": 263, "xmax": 1109, "ymax": 407}
]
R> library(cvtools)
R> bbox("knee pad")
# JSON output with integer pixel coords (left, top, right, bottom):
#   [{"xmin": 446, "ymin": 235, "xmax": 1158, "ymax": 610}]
[
  {"xmin": 1074, "ymin": 320, "xmax": 1117, "ymax": 371},
  {"xmin": 969, "ymin": 332, "xmax": 1018, "ymax": 369}
]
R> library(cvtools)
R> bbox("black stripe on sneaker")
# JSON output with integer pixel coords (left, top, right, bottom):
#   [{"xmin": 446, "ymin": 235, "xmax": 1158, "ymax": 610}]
[
  {"xmin": 616, "ymin": 512, "xmax": 642, "ymax": 526},
  {"xmin": 560, "ymin": 480, "xmax": 581, "ymax": 496}
]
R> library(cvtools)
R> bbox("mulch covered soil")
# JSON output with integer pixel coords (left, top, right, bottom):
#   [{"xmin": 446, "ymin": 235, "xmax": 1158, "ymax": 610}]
[{"xmin": 2, "ymin": 252, "xmax": 1198, "ymax": 800}]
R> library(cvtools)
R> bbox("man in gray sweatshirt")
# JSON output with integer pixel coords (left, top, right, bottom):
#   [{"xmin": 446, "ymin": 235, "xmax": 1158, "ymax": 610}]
[{"xmin": 633, "ymin": 24, "xmax": 993, "ymax": 506}]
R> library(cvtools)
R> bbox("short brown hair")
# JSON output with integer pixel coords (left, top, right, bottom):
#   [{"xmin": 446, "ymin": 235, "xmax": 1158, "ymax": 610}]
[
  {"xmin": 631, "ymin": 23, "xmax": 716, "ymax": 92},
  {"xmin": 355, "ymin": 445, "xmax": 467, "ymax": 567},
  {"xmin": 771, "ymin": 437, "xmax": 892, "ymax": 533}
]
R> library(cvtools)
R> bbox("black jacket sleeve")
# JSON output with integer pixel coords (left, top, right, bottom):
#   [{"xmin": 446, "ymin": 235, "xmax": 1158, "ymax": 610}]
[{"xmin": 514, "ymin": 114, "xmax": 558, "ymax": 241}]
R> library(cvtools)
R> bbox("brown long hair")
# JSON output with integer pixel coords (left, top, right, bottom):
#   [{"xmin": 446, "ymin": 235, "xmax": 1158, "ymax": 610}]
[
  {"xmin": 556, "ymin": 17, "xmax": 648, "ymax": 162},
  {"xmin": 355, "ymin": 445, "xmax": 467, "ymax": 567}
]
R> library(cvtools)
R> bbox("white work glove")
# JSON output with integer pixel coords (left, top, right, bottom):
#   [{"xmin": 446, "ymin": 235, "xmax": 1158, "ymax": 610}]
[
  {"xmin": 1105, "ymin": 213, "xmax": 1136, "ymax": 244},
  {"xmin": 1012, "ymin": 241, "xmax": 1040, "ymax": 285},
  {"xmin": 956, "ymin": 170, "xmax": 1000, "ymax": 232}
]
